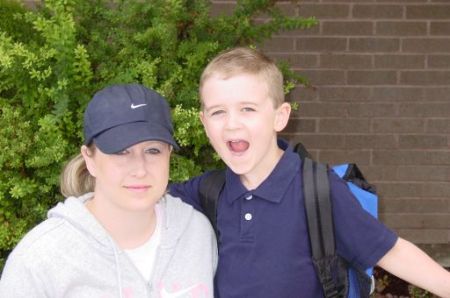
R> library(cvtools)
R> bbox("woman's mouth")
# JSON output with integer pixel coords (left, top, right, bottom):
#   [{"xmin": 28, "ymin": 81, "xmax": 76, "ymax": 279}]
[{"xmin": 124, "ymin": 185, "xmax": 151, "ymax": 192}]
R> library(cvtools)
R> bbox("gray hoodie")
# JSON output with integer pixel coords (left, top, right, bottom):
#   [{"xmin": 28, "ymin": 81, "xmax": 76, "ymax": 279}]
[{"xmin": 0, "ymin": 193, "xmax": 217, "ymax": 298}]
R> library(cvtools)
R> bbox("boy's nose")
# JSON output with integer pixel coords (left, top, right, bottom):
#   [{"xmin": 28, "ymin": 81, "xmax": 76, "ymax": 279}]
[{"xmin": 224, "ymin": 113, "xmax": 242, "ymax": 129}]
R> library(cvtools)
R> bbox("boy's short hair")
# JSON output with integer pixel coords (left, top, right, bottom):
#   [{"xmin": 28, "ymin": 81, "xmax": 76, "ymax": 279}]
[{"xmin": 199, "ymin": 47, "xmax": 285, "ymax": 108}]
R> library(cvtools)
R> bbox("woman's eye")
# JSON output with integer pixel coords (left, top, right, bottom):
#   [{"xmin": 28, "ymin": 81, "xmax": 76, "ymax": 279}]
[
  {"xmin": 114, "ymin": 149, "xmax": 128, "ymax": 156},
  {"xmin": 145, "ymin": 148, "xmax": 161, "ymax": 155}
]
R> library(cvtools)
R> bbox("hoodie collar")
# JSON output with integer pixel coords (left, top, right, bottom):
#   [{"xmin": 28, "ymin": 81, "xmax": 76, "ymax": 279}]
[
  {"xmin": 157, "ymin": 194, "xmax": 194, "ymax": 248},
  {"xmin": 47, "ymin": 193, "xmax": 118, "ymax": 253},
  {"xmin": 48, "ymin": 193, "xmax": 194, "ymax": 250}
]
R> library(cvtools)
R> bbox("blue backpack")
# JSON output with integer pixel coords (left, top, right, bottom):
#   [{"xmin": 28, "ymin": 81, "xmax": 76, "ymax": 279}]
[{"xmin": 199, "ymin": 143, "xmax": 378, "ymax": 298}]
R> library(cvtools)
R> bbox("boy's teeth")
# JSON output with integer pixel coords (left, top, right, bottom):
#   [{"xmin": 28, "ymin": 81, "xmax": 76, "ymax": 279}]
[{"xmin": 228, "ymin": 140, "xmax": 249, "ymax": 152}]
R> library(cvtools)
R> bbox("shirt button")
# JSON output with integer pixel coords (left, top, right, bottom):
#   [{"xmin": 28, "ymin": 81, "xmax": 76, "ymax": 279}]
[
  {"xmin": 244, "ymin": 213, "xmax": 253, "ymax": 221},
  {"xmin": 245, "ymin": 195, "xmax": 253, "ymax": 201}
]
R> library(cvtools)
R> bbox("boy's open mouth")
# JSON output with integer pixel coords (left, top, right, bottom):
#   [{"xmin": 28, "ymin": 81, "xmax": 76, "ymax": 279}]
[{"xmin": 227, "ymin": 140, "xmax": 249, "ymax": 153}]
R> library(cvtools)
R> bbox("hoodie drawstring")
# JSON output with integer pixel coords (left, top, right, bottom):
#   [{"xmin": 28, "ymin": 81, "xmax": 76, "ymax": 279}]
[{"xmin": 109, "ymin": 238, "xmax": 124, "ymax": 298}]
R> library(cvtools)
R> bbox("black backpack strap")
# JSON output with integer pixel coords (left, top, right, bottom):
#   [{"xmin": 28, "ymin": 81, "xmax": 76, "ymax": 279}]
[
  {"xmin": 303, "ymin": 158, "xmax": 335, "ymax": 260},
  {"xmin": 198, "ymin": 169, "xmax": 225, "ymax": 236},
  {"xmin": 303, "ymin": 157, "xmax": 346, "ymax": 298},
  {"xmin": 294, "ymin": 142, "xmax": 312, "ymax": 160}
]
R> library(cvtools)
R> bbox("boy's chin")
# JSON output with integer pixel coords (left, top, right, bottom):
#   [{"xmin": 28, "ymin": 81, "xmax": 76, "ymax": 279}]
[{"xmin": 222, "ymin": 160, "xmax": 250, "ymax": 176}]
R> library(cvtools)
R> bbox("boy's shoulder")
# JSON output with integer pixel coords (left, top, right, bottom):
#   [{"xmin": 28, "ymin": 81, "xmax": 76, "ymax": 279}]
[
  {"xmin": 170, "ymin": 170, "xmax": 220, "ymax": 191},
  {"xmin": 168, "ymin": 171, "xmax": 223, "ymax": 210}
]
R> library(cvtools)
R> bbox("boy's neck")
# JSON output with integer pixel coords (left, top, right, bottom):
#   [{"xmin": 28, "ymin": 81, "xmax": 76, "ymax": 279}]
[{"xmin": 239, "ymin": 146, "xmax": 284, "ymax": 190}]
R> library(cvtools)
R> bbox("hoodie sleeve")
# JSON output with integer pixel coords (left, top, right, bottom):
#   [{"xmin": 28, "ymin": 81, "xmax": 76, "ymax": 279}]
[
  {"xmin": 212, "ymin": 227, "xmax": 219, "ymax": 274},
  {"xmin": 0, "ymin": 251, "xmax": 49, "ymax": 298}
]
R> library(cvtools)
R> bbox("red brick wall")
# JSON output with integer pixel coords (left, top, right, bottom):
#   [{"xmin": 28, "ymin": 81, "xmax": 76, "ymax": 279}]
[{"xmin": 213, "ymin": 0, "xmax": 450, "ymax": 262}]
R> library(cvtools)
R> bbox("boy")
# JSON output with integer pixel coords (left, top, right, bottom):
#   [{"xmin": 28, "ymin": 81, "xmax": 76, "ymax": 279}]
[{"xmin": 169, "ymin": 47, "xmax": 450, "ymax": 297}]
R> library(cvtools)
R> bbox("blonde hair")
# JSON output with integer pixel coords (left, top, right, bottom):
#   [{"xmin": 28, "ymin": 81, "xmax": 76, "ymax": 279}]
[
  {"xmin": 60, "ymin": 149, "xmax": 95, "ymax": 198},
  {"xmin": 199, "ymin": 47, "xmax": 285, "ymax": 107}
]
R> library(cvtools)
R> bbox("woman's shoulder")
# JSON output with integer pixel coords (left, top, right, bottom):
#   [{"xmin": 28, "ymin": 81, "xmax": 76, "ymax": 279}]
[
  {"xmin": 161, "ymin": 194, "xmax": 214, "ymax": 234},
  {"xmin": 8, "ymin": 217, "xmax": 71, "ymax": 260}
]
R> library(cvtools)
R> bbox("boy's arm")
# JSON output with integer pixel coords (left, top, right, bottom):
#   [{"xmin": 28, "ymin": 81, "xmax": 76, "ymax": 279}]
[
  {"xmin": 377, "ymin": 237, "xmax": 450, "ymax": 298},
  {"xmin": 168, "ymin": 175, "xmax": 204, "ymax": 211}
]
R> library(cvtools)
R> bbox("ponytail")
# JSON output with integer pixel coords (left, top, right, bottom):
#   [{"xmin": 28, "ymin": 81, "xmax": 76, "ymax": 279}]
[{"xmin": 60, "ymin": 152, "xmax": 95, "ymax": 198}]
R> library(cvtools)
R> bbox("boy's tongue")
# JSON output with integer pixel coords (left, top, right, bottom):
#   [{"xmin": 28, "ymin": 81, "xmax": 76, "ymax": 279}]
[{"xmin": 228, "ymin": 140, "xmax": 249, "ymax": 153}]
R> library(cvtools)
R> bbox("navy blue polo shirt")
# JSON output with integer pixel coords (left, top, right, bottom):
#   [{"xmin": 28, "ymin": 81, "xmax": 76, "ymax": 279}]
[{"xmin": 169, "ymin": 141, "xmax": 397, "ymax": 298}]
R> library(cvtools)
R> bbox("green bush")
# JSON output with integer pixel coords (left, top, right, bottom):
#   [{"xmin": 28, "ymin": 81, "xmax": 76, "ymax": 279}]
[{"xmin": 0, "ymin": 0, "xmax": 316, "ymax": 270}]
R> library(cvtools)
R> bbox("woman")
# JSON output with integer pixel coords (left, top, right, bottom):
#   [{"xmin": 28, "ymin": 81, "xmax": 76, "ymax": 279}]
[{"xmin": 0, "ymin": 84, "xmax": 217, "ymax": 298}]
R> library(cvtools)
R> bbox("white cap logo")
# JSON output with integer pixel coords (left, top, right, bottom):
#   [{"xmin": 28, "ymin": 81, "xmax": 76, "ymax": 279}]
[{"xmin": 130, "ymin": 103, "xmax": 147, "ymax": 109}]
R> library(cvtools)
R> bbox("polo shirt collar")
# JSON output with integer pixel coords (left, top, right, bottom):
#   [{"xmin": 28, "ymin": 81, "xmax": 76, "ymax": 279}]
[{"xmin": 224, "ymin": 139, "xmax": 300, "ymax": 204}]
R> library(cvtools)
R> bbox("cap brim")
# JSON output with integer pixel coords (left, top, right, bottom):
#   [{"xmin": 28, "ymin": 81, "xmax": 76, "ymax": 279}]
[{"xmin": 93, "ymin": 121, "xmax": 179, "ymax": 154}]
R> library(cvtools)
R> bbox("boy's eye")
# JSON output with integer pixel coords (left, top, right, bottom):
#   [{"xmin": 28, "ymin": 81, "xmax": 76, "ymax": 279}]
[
  {"xmin": 242, "ymin": 107, "xmax": 255, "ymax": 112},
  {"xmin": 210, "ymin": 110, "xmax": 225, "ymax": 116}
]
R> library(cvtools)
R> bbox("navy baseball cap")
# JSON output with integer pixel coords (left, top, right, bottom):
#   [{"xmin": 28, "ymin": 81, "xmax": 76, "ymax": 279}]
[{"xmin": 83, "ymin": 84, "xmax": 179, "ymax": 154}]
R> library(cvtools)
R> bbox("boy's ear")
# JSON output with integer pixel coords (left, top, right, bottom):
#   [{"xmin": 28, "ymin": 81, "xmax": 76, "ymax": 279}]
[
  {"xmin": 274, "ymin": 102, "xmax": 291, "ymax": 132},
  {"xmin": 81, "ymin": 145, "xmax": 97, "ymax": 178},
  {"xmin": 199, "ymin": 110, "xmax": 205, "ymax": 125},
  {"xmin": 199, "ymin": 111, "xmax": 209, "ymax": 137}
]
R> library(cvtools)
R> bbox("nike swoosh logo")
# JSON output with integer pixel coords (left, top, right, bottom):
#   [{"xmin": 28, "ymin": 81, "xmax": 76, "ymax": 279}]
[
  {"xmin": 130, "ymin": 103, "xmax": 147, "ymax": 109},
  {"xmin": 160, "ymin": 284, "xmax": 204, "ymax": 298}
]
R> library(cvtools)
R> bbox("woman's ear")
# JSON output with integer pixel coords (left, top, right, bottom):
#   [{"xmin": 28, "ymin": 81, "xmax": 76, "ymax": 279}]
[
  {"xmin": 274, "ymin": 102, "xmax": 292, "ymax": 132},
  {"xmin": 81, "ymin": 145, "xmax": 96, "ymax": 178}
]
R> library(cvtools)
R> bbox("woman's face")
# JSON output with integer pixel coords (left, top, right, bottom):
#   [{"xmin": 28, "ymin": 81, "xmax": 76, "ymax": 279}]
[{"xmin": 82, "ymin": 140, "xmax": 171, "ymax": 214}]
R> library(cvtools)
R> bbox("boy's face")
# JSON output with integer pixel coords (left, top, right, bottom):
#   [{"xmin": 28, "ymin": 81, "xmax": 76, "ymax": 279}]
[{"xmin": 200, "ymin": 73, "xmax": 291, "ymax": 185}]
